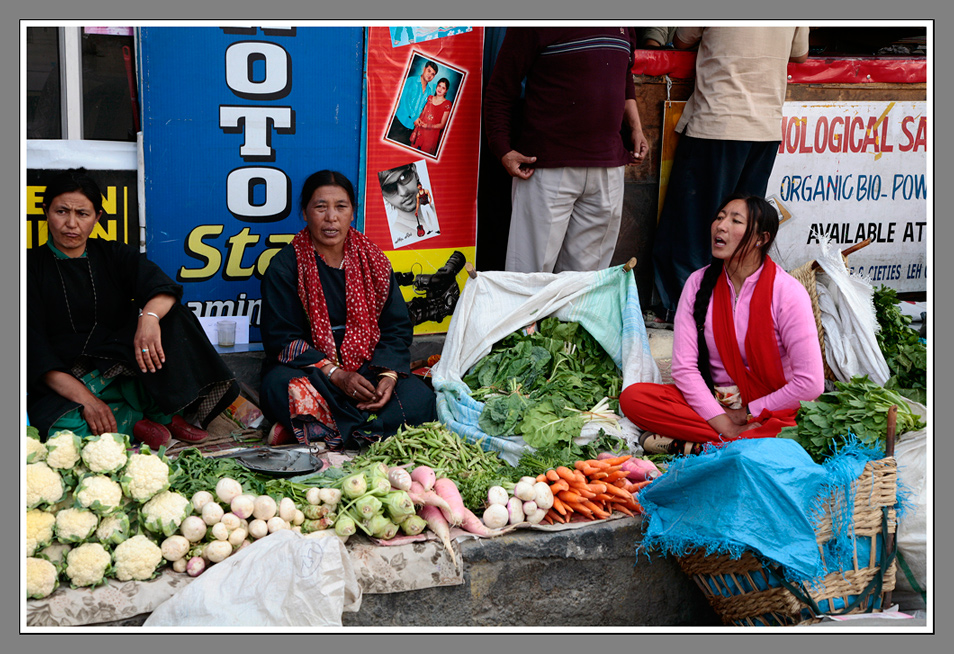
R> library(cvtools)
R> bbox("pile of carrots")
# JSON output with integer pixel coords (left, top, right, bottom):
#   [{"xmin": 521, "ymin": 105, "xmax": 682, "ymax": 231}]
[{"xmin": 534, "ymin": 454, "xmax": 651, "ymax": 525}]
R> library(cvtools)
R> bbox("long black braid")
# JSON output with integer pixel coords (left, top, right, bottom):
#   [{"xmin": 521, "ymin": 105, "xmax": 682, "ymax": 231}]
[{"xmin": 693, "ymin": 259, "xmax": 724, "ymax": 393}]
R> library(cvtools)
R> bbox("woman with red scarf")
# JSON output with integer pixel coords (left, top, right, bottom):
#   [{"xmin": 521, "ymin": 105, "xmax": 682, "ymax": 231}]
[
  {"xmin": 621, "ymin": 195, "xmax": 824, "ymax": 455},
  {"xmin": 259, "ymin": 170, "xmax": 437, "ymax": 449}
]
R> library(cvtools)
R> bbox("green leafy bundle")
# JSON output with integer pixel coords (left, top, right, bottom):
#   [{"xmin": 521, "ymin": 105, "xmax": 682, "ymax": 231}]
[
  {"xmin": 873, "ymin": 285, "xmax": 927, "ymax": 404},
  {"xmin": 463, "ymin": 317, "xmax": 623, "ymax": 450},
  {"xmin": 168, "ymin": 447, "xmax": 270, "ymax": 498},
  {"xmin": 778, "ymin": 375, "xmax": 926, "ymax": 463}
]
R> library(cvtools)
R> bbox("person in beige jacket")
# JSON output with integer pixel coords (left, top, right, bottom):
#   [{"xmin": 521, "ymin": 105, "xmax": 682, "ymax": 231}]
[{"xmin": 650, "ymin": 26, "xmax": 809, "ymax": 326}]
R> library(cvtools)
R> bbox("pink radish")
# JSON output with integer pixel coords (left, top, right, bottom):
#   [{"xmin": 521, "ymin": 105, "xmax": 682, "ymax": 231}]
[
  {"xmin": 597, "ymin": 452, "xmax": 616, "ymax": 461},
  {"xmin": 410, "ymin": 465, "xmax": 437, "ymax": 491},
  {"xmin": 621, "ymin": 458, "xmax": 661, "ymax": 482},
  {"xmin": 407, "ymin": 480, "xmax": 453, "ymax": 513},
  {"xmin": 460, "ymin": 506, "xmax": 513, "ymax": 537},
  {"xmin": 418, "ymin": 504, "xmax": 457, "ymax": 568},
  {"xmin": 432, "ymin": 477, "xmax": 466, "ymax": 526}
]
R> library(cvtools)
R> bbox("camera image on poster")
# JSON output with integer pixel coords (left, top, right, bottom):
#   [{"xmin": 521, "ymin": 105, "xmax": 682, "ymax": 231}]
[
  {"xmin": 383, "ymin": 52, "xmax": 465, "ymax": 159},
  {"xmin": 394, "ymin": 250, "xmax": 468, "ymax": 326},
  {"xmin": 377, "ymin": 159, "xmax": 441, "ymax": 249}
]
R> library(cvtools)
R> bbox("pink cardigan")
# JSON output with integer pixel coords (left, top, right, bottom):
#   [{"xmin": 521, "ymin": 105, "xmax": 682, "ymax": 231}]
[{"xmin": 671, "ymin": 262, "xmax": 825, "ymax": 422}]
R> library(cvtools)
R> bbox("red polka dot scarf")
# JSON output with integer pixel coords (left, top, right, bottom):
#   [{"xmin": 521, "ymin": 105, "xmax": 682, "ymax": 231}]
[{"xmin": 292, "ymin": 226, "xmax": 393, "ymax": 371}]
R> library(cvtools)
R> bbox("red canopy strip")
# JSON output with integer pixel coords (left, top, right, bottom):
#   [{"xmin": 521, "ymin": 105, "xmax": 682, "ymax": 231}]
[{"xmin": 632, "ymin": 51, "xmax": 926, "ymax": 85}]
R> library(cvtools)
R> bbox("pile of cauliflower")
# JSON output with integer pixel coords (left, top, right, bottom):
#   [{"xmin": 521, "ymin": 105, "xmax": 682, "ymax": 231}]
[
  {"xmin": 25, "ymin": 427, "xmax": 342, "ymax": 601},
  {"xmin": 25, "ymin": 429, "xmax": 175, "ymax": 599}
]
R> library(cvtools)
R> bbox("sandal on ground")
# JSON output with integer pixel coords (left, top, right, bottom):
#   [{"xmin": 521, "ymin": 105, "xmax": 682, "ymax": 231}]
[
  {"xmin": 638, "ymin": 431, "xmax": 702, "ymax": 456},
  {"xmin": 643, "ymin": 306, "xmax": 674, "ymax": 330}
]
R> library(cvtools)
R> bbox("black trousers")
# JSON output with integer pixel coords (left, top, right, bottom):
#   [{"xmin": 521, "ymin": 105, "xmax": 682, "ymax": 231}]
[{"xmin": 652, "ymin": 134, "xmax": 780, "ymax": 313}]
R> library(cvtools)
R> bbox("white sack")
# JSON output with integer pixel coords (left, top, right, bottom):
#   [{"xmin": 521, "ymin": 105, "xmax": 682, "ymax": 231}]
[
  {"xmin": 430, "ymin": 265, "xmax": 660, "ymax": 463},
  {"xmin": 892, "ymin": 399, "xmax": 929, "ymax": 610},
  {"xmin": 144, "ymin": 530, "xmax": 362, "ymax": 627},
  {"xmin": 813, "ymin": 239, "xmax": 891, "ymax": 385}
]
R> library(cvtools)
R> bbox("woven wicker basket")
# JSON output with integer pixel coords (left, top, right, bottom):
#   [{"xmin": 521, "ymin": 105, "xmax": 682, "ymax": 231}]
[{"xmin": 677, "ymin": 455, "xmax": 898, "ymax": 626}]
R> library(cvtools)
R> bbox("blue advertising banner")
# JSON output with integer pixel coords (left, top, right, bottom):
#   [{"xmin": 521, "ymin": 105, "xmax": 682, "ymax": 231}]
[{"xmin": 138, "ymin": 26, "xmax": 365, "ymax": 342}]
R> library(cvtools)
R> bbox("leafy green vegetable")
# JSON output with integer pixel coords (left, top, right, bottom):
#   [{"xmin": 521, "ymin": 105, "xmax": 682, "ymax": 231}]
[
  {"xmin": 778, "ymin": 375, "xmax": 926, "ymax": 463},
  {"xmin": 464, "ymin": 317, "xmax": 623, "ymax": 450},
  {"xmin": 873, "ymin": 285, "xmax": 927, "ymax": 404},
  {"xmin": 168, "ymin": 447, "xmax": 270, "ymax": 498}
]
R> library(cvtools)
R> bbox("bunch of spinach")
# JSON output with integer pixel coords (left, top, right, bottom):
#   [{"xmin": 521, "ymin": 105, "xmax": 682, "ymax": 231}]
[
  {"xmin": 873, "ymin": 285, "xmax": 927, "ymax": 405},
  {"xmin": 778, "ymin": 375, "xmax": 926, "ymax": 463},
  {"xmin": 463, "ymin": 317, "xmax": 623, "ymax": 449}
]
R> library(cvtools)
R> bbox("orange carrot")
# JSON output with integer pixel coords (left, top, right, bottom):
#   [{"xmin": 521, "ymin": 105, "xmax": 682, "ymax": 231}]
[
  {"xmin": 601, "ymin": 483, "xmax": 634, "ymax": 500},
  {"xmin": 557, "ymin": 490, "xmax": 585, "ymax": 504},
  {"xmin": 612, "ymin": 504, "xmax": 635, "ymax": 517},
  {"xmin": 546, "ymin": 469, "xmax": 561, "ymax": 483},
  {"xmin": 600, "ymin": 454, "xmax": 632, "ymax": 466},
  {"xmin": 548, "ymin": 479, "xmax": 570, "ymax": 494},
  {"xmin": 630, "ymin": 479, "xmax": 655, "ymax": 493},
  {"xmin": 551, "ymin": 496, "xmax": 568, "ymax": 516},
  {"xmin": 563, "ymin": 500, "xmax": 593, "ymax": 517},
  {"xmin": 582, "ymin": 500, "xmax": 611, "ymax": 519},
  {"xmin": 599, "ymin": 470, "xmax": 629, "ymax": 483},
  {"xmin": 586, "ymin": 482, "xmax": 608, "ymax": 494},
  {"xmin": 574, "ymin": 460, "xmax": 588, "ymax": 471},
  {"xmin": 536, "ymin": 473, "xmax": 548, "ymax": 483}
]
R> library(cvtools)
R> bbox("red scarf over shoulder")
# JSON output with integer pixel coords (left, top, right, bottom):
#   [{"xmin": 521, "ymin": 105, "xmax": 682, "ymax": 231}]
[
  {"xmin": 711, "ymin": 256, "xmax": 788, "ymax": 406},
  {"xmin": 292, "ymin": 227, "xmax": 392, "ymax": 371}
]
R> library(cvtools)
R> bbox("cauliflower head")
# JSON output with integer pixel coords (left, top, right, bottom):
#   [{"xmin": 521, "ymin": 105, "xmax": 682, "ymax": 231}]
[
  {"xmin": 26, "ymin": 436, "xmax": 48, "ymax": 463},
  {"xmin": 80, "ymin": 433, "xmax": 129, "ymax": 474},
  {"xmin": 26, "ymin": 461, "xmax": 66, "ymax": 510},
  {"xmin": 112, "ymin": 534, "xmax": 163, "ymax": 581},
  {"xmin": 38, "ymin": 542, "xmax": 72, "ymax": 572},
  {"xmin": 65, "ymin": 542, "xmax": 113, "ymax": 588},
  {"xmin": 121, "ymin": 447, "xmax": 171, "ymax": 502},
  {"xmin": 95, "ymin": 512, "xmax": 132, "ymax": 547},
  {"xmin": 45, "ymin": 430, "xmax": 83, "ymax": 471},
  {"xmin": 140, "ymin": 490, "xmax": 193, "ymax": 538},
  {"xmin": 26, "ymin": 557, "xmax": 60, "ymax": 599},
  {"xmin": 75, "ymin": 474, "xmax": 124, "ymax": 515},
  {"xmin": 54, "ymin": 507, "xmax": 99, "ymax": 544},
  {"xmin": 26, "ymin": 509, "xmax": 57, "ymax": 557}
]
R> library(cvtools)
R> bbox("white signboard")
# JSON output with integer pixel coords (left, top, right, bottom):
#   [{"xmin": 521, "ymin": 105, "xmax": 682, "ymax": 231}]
[{"xmin": 766, "ymin": 101, "xmax": 927, "ymax": 293}]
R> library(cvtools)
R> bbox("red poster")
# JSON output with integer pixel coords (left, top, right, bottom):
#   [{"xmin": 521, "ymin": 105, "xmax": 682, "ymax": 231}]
[{"xmin": 363, "ymin": 26, "xmax": 483, "ymax": 334}]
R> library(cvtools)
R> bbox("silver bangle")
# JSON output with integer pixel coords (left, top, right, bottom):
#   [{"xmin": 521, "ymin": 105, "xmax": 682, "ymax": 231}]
[
  {"xmin": 326, "ymin": 364, "xmax": 339, "ymax": 378},
  {"xmin": 138, "ymin": 310, "xmax": 160, "ymax": 320}
]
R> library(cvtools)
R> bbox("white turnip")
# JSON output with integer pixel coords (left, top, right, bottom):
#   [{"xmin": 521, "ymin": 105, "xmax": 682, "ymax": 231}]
[
  {"xmin": 228, "ymin": 527, "xmax": 247, "ymax": 548},
  {"xmin": 248, "ymin": 518, "xmax": 268, "ymax": 540},
  {"xmin": 293, "ymin": 509, "xmax": 305, "ymax": 526},
  {"xmin": 486, "ymin": 486, "xmax": 510, "ymax": 507},
  {"xmin": 160, "ymin": 535, "xmax": 191, "ymax": 562},
  {"xmin": 186, "ymin": 556, "xmax": 206, "ymax": 577},
  {"xmin": 266, "ymin": 516, "xmax": 287, "ymax": 533},
  {"xmin": 172, "ymin": 557, "xmax": 188, "ymax": 573},
  {"xmin": 526, "ymin": 507, "xmax": 548, "ymax": 525},
  {"xmin": 305, "ymin": 487, "xmax": 322, "ymax": 505},
  {"xmin": 190, "ymin": 491, "xmax": 215, "ymax": 513},
  {"xmin": 532, "ymin": 482, "xmax": 554, "ymax": 510},
  {"xmin": 513, "ymin": 481, "xmax": 536, "ymax": 502},
  {"xmin": 219, "ymin": 512, "xmax": 241, "ymax": 531},
  {"xmin": 278, "ymin": 497, "xmax": 297, "ymax": 523},
  {"xmin": 201, "ymin": 501, "xmax": 224, "ymax": 526},
  {"xmin": 318, "ymin": 487, "xmax": 341, "ymax": 505},
  {"xmin": 180, "ymin": 516, "xmax": 207, "ymax": 542},
  {"xmin": 215, "ymin": 477, "xmax": 243, "ymax": 504},
  {"xmin": 388, "ymin": 466, "xmax": 412, "ymax": 491},
  {"xmin": 482, "ymin": 503, "xmax": 509, "ymax": 529},
  {"xmin": 506, "ymin": 496, "xmax": 525, "ymax": 525},
  {"xmin": 230, "ymin": 494, "xmax": 255, "ymax": 520},
  {"xmin": 205, "ymin": 540, "xmax": 233, "ymax": 563},
  {"xmin": 252, "ymin": 495, "xmax": 278, "ymax": 520},
  {"xmin": 210, "ymin": 522, "xmax": 229, "ymax": 541}
]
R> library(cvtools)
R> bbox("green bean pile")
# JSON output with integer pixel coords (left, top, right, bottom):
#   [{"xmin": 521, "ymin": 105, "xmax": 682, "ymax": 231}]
[{"xmin": 348, "ymin": 422, "xmax": 505, "ymax": 482}]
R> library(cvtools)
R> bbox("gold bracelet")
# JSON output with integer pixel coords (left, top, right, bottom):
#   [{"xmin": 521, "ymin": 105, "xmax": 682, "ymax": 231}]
[{"xmin": 378, "ymin": 371, "xmax": 398, "ymax": 381}]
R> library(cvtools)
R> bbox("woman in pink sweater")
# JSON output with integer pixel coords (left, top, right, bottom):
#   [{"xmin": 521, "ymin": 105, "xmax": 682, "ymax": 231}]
[{"xmin": 621, "ymin": 194, "xmax": 824, "ymax": 454}]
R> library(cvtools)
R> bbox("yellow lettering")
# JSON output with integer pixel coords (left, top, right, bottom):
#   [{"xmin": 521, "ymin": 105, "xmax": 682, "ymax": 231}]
[
  {"xmin": 223, "ymin": 227, "xmax": 260, "ymax": 280},
  {"xmin": 91, "ymin": 220, "xmax": 117, "ymax": 241},
  {"xmin": 178, "ymin": 225, "xmax": 224, "ymax": 281},
  {"xmin": 256, "ymin": 234, "xmax": 295, "ymax": 275},
  {"xmin": 27, "ymin": 186, "xmax": 45, "ymax": 214},
  {"xmin": 101, "ymin": 187, "xmax": 117, "ymax": 215}
]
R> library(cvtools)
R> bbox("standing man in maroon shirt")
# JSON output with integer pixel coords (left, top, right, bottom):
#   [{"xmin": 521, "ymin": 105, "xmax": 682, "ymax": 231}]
[{"xmin": 483, "ymin": 27, "xmax": 649, "ymax": 274}]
